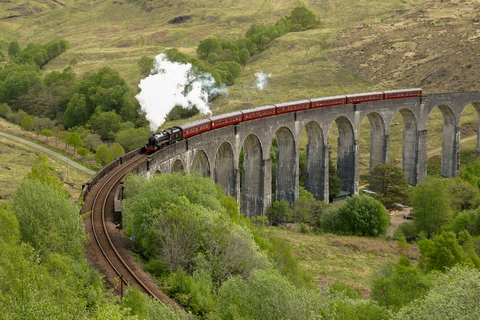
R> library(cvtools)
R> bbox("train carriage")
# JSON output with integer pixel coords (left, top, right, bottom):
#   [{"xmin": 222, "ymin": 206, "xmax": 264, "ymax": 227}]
[
  {"xmin": 275, "ymin": 99, "xmax": 311, "ymax": 114},
  {"xmin": 310, "ymin": 95, "xmax": 347, "ymax": 109},
  {"xmin": 179, "ymin": 118, "xmax": 212, "ymax": 139},
  {"xmin": 210, "ymin": 111, "xmax": 243, "ymax": 129},
  {"xmin": 384, "ymin": 88, "xmax": 422, "ymax": 99},
  {"xmin": 346, "ymin": 92, "xmax": 384, "ymax": 104},
  {"xmin": 241, "ymin": 105, "xmax": 276, "ymax": 121}
]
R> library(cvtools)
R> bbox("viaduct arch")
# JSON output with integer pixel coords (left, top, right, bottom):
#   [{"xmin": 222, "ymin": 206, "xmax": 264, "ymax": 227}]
[{"xmin": 135, "ymin": 92, "xmax": 480, "ymax": 217}]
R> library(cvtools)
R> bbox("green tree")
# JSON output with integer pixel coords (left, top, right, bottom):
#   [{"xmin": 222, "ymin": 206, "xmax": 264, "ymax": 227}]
[
  {"xmin": 394, "ymin": 266, "xmax": 480, "ymax": 319},
  {"xmin": 286, "ymin": 7, "xmax": 321, "ymax": 31},
  {"xmin": 138, "ymin": 56, "xmax": 154, "ymax": 77},
  {"xmin": 58, "ymin": 130, "xmax": 70, "ymax": 147},
  {"xmin": 67, "ymin": 132, "xmax": 83, "ymax": 154},
  {"xmin": 41, "ymin": 129, "xmax": 53, "ymax": 141},
  {"xmin": 0, "ymin": 103, "xmax": 12, "ymax": 117},
  {"xmin": 448, "ymin": 177, "xmax": 480, "ymax": 212},
  {"xmin": 95, "ymin": 144, "xmax": 113, "ymax": 165},
  {"xmin": 12, "ymin": 179, "xmax": 86, "ymax": 258},
  {"xmin": 83, "ymin": 133, "xmax": 103, "ymax": 151},
  {"xmin": 89, "ymin": 111, "xmax": 120, "ymax": 140},
  {"xmin": 64, "ymin": 93, "xmax": 90, "ymax": 128},
  {"xmin": 371, "ymin": 257, "xmax": 432, "ymax": 311},
  {"xmin": 267, "ymin": 200, "xmax": 293, "ymax": 226},
  {"xmin": 197, "ymin": 37, "xmax": 222, "ymax": 59},
  {"xmin": 109, "ymin": 142, "xmax": 125, "ymax": 159},
  {"xmin": 8, "ymin": 40, "xmax": 20, "ymax": 59},
  {"xmin": 26, "ymin": 155, "xmax": 67, "ymax": 197},
  {"xmin": 411, "ymin": 178, "xmax": 451, "ymax": 238},
  {"xmin": 367, "ymin": 162, "xmax": 410, "ymax": 210},
  {"xmin": 418, "ymin": 231, "xmax": 479, "ymax": 272},
  {"xmin": 334, "ymin": 195, "xmax": 390, "ymax": 236},
  {"xmin": 77, "ymin": 147, "xmax": 89, "ymax": 157},
  {"xmin": 329, "ymin": 155, "xmax": 342, "ymax": 202},
  {"xmin": 293, "ymin": 187, "xmax": 324, "ymax": 225},
  {"xmin": 115, "ymin": 126, "xmax": 151, "ymax": 151},
  {"xmin": 20, "ymin": 115, "xmax": 34, "ymax": 131}
]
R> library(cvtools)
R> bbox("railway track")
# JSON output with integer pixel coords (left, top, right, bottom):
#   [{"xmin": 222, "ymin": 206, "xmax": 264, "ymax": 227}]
[{"xmin": 81, "ymin": 153, "xmax": 177, "ymax": 308}]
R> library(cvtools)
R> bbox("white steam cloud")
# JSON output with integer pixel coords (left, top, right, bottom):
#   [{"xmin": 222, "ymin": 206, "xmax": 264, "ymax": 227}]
[
  {"xmin": 136, "ymin": 53, "xmax": 228, "ymax": 131},
  {"xmin": 254, "ymin": 72, "xmax": 272, "ymax": 90}
]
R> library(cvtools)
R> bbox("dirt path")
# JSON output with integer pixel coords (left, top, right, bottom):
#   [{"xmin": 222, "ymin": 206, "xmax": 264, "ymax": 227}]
[
  {"xmin": 427, "ymin": 134, "xmax": 477, "ymax": 156},
  {"xmin": 0, "ymin": 131, "xmax": 96, "ymax": 175}
]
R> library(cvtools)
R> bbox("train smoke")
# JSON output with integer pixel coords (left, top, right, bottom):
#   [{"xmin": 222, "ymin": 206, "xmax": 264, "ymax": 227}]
[
  {"xmin": 136, "ymin": 53, "xmax": 228, "ymax": 131},
  {"xmin": 254, "ymin": 72, "xmax": 272, "ymax": 90}
]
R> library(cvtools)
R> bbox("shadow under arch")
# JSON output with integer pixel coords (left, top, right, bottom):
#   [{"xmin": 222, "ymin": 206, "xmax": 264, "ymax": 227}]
[
  {"xmin": 191, "ymin": 150, "xmax": 211, "ymax": 178},
  {"xmin": 214, "ymin": 142, "xmax": 236, "ymax": 198},
  {"xmin": 304, "ymin": 121, "xmax": 326, "ymax": 201},
  {"xmin": 390, "ymin": 108, "xmax": 418, "ymax": 185},
  {"xmin": 241, "ymin": 134, "xmax": 264, "ymax": 217},
  {"xmin": 171, "ymin": 159, "xmax": 184, "ymax": 173},
  {"xmin": 274, "ymin": 127, "xmax": 296, "ymax": 205},
  {"xmin": 428, "ymin": 104, "xmax": 456, "ymax": 177},
  {"xmin": 463, "ymin": 102, "xmax": 480, "ymax": 153},
  {"xmin": 364, "ymin": 112, "xmax": 387, "ymax": 170},
  {"xmin": 331, "ymin": 116, "xmax": 356, "ymax": 194}
]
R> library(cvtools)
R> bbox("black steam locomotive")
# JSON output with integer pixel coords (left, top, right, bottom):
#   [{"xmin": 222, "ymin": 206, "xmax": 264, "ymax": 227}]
[{"xmin": 145, "ymin": 126, "xmax": 182, "ymax": 153}]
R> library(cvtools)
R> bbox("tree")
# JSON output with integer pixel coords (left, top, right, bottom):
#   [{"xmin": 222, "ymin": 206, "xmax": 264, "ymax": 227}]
[
  {"xmin": 26, "ymin": 155, "xmax": 66, "ymax": 197},
  {"xmin": 89, "ymin": 111, "xmax": 120, "ymax": 140},
  {"xmin": 115, "ymin": 126, "xmax": 151, "ymax": 151},
  {"xmin": 329, "ymin": 154, "xmax": 342, "ymax": 202},
  {"xmin": 267, "ymin": 200, "xmax": 293, "ymax": 226},
  {"xmin": 138, "ymin": 56, "xmax": 154, "ymax": 77},
  {"xmin": 64, "ymin": 93, "xmax": 90, "ymax": 128},
  {"xmin": 418, "ymin": 231, "xmax": 480, "ymax": 272},
  {"xmin": 394, "ymin": 266, "xmax": 480, "ymax": 319},
  {"xmin": 12, "ymin": 179, "xmax": 86, "ymax": 258},
  {"xmin": 95, "ymin": 144, "xmax": 113, "ymax": 165},
  {"xmin": 448, "ymin": 177, "xmax": 480, "ymax": 212},
  {"xmin": 333, "ymin": 195, "xmax": 390, "ymax": 236},
  {"xmin": 286, "ymin": 7, "xmax": 321, "ymax": 31},
  {"xmin": 8, "ymin": 41, "xmax": 20, "ymax": 59},
  {"xmin": 20, "ymin": 115, "xmax": 34, "ymax": 131},
  {"xmin": 83, "ymin": 133, "xmax": 103, "ymax": 151},
  {"xmin": 197, "ymin": 38, "xmax": 221, "ymax": 59},
  {"xmin": 410, "ymin": 178, "xmax": 451, "ymax": 238},
  {"xmin": 371, "ymin": 257, "xmax": 432, "ymax": 310},
  {"xmin": 367, "ymin": 162, "xmax": 410, "ymax": 210},
  {"xmin": 109, "ymin": 142, "xmax": 125, "ymax": 159},
  {"xmin": 58, "ymin": 130, "xmax": 70, "ymax": 147},
  {"xmin": 0, "ymin": 103, "xmax": 12, "ymax": 117},
  {"xmin": 67, "ymin": 132, "xmax": 83, "ymax": 154}
]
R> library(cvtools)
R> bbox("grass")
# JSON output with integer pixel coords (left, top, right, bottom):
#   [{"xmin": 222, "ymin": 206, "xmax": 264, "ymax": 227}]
[
  {"xmin": 0, "ymin": 135, "xmax": 92, "ymax": 202},
  {"xmin": 265, "ymin": 227, "xmax": 419, "ymax": 294}
]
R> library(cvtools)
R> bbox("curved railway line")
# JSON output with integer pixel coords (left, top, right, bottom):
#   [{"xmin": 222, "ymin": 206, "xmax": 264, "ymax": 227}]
[{"xmin": 81, "ymin": 152, "xmax": 177, "ymax": 308}]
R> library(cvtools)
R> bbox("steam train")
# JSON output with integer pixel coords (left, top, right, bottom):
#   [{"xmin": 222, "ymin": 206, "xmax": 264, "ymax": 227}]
[{"xmin": 145, "ymin": 88, "xmax": 422, "ymax": 153}]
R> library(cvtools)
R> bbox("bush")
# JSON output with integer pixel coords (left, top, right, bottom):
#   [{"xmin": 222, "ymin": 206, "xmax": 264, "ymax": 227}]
[
  {"xmin": 323, "ymin": 195, "xmax": 390, "ymax": 236},
  {"xmin": 267, "ymin": 200, "xmax": 293, "ymax": 225}
]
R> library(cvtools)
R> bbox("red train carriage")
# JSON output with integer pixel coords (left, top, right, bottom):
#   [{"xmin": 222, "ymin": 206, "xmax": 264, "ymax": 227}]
[
  {"xmin": 346, "ymin": 92, "xmax": 384, "ymax": 104},
  {"xmin": 179, "ymin": 118, "xmax": 212, "ymax": 139},
  {"xmin": 310, "ymin": 95, "xmax": 347, "ymax": 109},
  {"xmin": 241, "ymin": 105, "xmax": 276, "ymax": 121},
  {"xmin": 384, "ymin": 88, "xmax": 422, "ymax": 99},
  {"xmin": 275, "ymin": 99, "xmax": 311, "ymax": 114},
  {"xmin": 210, "ymin": 111, "xmax": 243, "ymax": 129}
]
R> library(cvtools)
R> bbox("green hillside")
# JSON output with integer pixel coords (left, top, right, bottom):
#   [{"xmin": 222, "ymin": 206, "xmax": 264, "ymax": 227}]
[{"xmin": 2, "ymin": 0, "xmax": 477, "ymax": 113}]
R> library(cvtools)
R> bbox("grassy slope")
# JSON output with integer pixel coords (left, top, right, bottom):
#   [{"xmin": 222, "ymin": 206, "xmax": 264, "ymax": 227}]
[
  {"xmin": 0, "ymin": 134, "xmax": 92, "ymax": 202},
  {"xmin": 266, "ymin": 227, "xmax": 419, "ymax": 294}
]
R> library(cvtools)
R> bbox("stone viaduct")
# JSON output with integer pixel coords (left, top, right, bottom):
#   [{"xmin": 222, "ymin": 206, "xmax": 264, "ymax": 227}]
[{"xmin": 133, "ymin": 92, "xmax": 480, "ymax": 217}]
